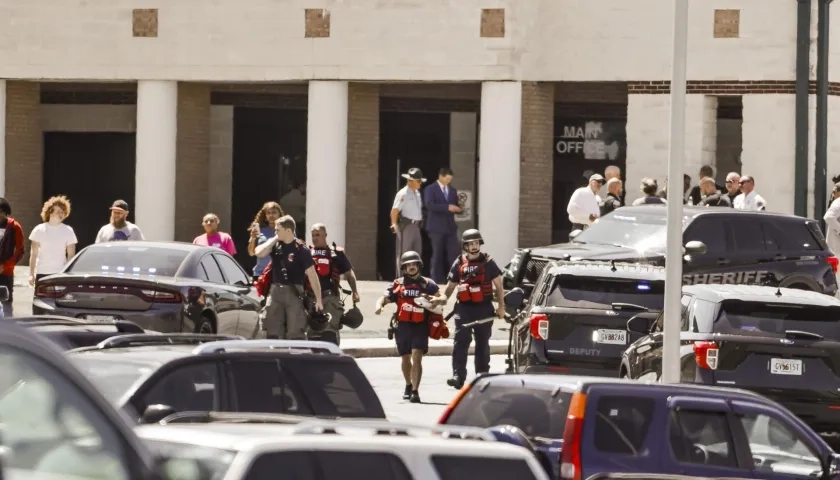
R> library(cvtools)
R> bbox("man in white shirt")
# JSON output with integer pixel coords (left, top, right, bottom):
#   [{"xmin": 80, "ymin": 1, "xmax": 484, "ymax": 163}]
[
  {"xmin": 733, "ymin": 176, "xmax": 767, "ymax": 211},
  {"xmin": 823, "ymin": 182, "xmax": 840, "ymax": 255},
  {"xmin": 567, "ymin": 174, "xmax": 604, "ymax": 230}
]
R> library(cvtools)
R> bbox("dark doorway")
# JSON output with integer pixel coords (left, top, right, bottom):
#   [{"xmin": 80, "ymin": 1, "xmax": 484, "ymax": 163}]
[
  {"xmin": 43, "ymin": 132, "xmax": 136, "ymax": 250},
  {"xmin": 231, "ymin": 107, "xmax": 307, "ymax": 269},
  {"xmin": 378, "ymin": 111, "xmax": 451, "ymax": 280},
  {"xmin": 553, "ymin": 108, "xmax": 627, "ymax": 243}
]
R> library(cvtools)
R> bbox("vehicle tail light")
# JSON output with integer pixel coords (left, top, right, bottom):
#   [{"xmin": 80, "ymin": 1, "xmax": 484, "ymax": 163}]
[
  {"xmin": 827, "ymin": 256, "xmax": 839, "ymax": 274},
  {"xmin": 140, "ymin": 289, "xmax": 182, "ymax": 303},
  {"xmin": 694, "ymin": 341, "xmax": 719, "ymax": 370},
  {"xmin": 560, "ymin": 392, "xmax": 587, "ymax": 480},
  {"xmin": 35, "ymin": 284, "xmax": 67, "ymax": 298},
  {"xmin": 529, "ymin": 314, "xmax": 549, "ymax": 340},
  {"xmin": 437, "ymin": 383, "xmax": 473, "ymax": 424}
]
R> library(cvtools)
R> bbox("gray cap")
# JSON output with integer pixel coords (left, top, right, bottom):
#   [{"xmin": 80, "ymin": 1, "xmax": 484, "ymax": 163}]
[{"xmin": 589, "ymin": 173, "xmax": 605, "ymax": 183}]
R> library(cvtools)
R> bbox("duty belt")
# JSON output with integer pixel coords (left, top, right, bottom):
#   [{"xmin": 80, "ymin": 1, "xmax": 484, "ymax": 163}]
[{"xmin": 400, "ymin": 218, "xmax": 421, "ymax": 225}]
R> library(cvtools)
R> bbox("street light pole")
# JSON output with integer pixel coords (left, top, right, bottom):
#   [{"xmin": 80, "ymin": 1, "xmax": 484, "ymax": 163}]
[{"xmin": 662, "ymin": 0, "xmax": 689, "ymax": 384}]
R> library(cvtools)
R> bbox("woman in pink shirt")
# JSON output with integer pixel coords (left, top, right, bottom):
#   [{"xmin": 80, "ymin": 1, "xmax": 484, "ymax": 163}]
[{"xmin": 193, "ymin": 213, "xmax": 236, "ymax": 255}]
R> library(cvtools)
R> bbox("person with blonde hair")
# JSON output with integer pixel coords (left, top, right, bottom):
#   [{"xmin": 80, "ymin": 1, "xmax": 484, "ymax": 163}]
[
  {"xmin": 248, "ymin": 201, "xmax": 284, "ymax": 279},
  {"xmin": 28, "ymin": 195, "xmax": 77, "ymax": 287},
  {"xmin": 194, "ymin": 213, "xmax": 236, "ymax": 255}
]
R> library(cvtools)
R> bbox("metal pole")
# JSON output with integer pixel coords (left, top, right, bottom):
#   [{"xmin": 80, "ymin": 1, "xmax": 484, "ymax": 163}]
[
  {"xmin": 662, "ymin": 0, "xmax": 689, "ymax": 384},
  {"xmin": 815, "ymin": 0, "xmax": 832, "ymax": 226},
  {"xmin": 794, "ymin": 0, "xmax": 812, "ymax": 218}
]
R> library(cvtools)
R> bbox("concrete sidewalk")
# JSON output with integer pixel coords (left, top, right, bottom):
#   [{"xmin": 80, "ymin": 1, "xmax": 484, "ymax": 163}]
[{"xmin": 339, "ymin": 337, "xmax": 508, "ymax": 358}]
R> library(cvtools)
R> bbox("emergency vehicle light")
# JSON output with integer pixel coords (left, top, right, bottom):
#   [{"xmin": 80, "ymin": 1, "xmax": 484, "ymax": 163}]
[{"xmin": 636, "ymin": 283, "xmax": 651, "ymax": 291}]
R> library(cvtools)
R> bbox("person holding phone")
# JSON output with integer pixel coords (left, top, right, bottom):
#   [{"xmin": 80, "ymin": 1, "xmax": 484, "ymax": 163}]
[{"xmin": 248, "ymin": 202, "xmax": 285, "ymax": 280}]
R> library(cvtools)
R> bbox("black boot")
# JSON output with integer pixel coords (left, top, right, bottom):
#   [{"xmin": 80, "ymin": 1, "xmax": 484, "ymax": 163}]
[
  {"xmin": 410, "ymin": 390, "xmax": 421, "ymax": 403},
  {"xmin": 402, "ymin": 384, "xmax": 412, "ymax": 400},
  {"xmin": 446, "ymin": 375, "xmax": 465, "ymax": 389}
]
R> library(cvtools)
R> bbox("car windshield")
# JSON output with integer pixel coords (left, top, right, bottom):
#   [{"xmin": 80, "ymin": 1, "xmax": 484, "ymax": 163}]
[
  {"xmin": 67, "ymin": 245, "xmax": 189, "ymax": 278},
  {"xmin": 69, "ymin": 356, "xmax": 156, "ymax": 403},
  {"xmin": 143, "ymin": 439, "xmax": 235, "ymax": 480},
  {"xmin": 545, "ymin": 275, "xmax": 664, "ymax": 310},
  {"xmin": 445, "ymin": 383, "xmax": 572, "ymax": 438},
  {"xmin": 714, "ymin": 300, "xmax": 840, "ymax": 340},
  {"xmin": 572, "ymin": 211, "xmax": 676, "ymax": 252}
]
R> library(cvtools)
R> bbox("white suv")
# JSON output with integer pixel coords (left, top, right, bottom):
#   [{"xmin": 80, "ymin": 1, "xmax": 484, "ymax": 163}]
[{"xmin": 137, "ymin": 419, "xmax": 551, "ymax": 480}]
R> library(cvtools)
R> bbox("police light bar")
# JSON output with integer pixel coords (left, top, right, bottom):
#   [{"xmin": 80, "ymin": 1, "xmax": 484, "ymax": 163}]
[{"xmin": 637, "ymin": 284, "xmax": 651, "ymax": 291}]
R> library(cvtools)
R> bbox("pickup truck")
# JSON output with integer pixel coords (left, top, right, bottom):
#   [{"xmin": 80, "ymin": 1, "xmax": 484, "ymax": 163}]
[{"xmin": 439, "ymin": 373, "xmax": 840, "ymax": 480}]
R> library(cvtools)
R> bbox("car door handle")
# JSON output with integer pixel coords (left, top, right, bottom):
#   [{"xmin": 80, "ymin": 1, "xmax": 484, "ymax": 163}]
[
  {"xmin": 716, "ymin": 259, "xmax": 730, "ymax": 266},
  {"xmin": 773, "ymin": 254, "xmax": 787, "ymax": 261}
]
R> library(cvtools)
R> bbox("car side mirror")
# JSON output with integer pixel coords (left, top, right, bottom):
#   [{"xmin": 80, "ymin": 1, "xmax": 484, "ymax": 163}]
[
  {"xmin": 0, "ymin": 286, "xmax": 8, "ymax": 302},
  {"xmin": 684, "ymin": 241, "xmax": 707, "ymax": 255},
  {"xmin": 569, "ymin": 229, "xmax": 583, "ymax": 242},
  {"xmin": 141, "ymin": 404, "xmax": 178, "ymax": 424},
  {"xmin": 826, "ymin": 453, "xmax": 840, "ymax": 478},
  {"xmin": 627, "ymin": 313, "xmax": 658, "ymax": 335},
  {"xmin": 504, "ymin": 288, "xmax": 525, "ymax": 309}
]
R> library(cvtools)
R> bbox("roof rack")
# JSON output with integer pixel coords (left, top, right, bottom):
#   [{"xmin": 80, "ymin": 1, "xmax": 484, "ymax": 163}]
[
  {"xmin": 192, "ymin": 339, "xmax": 342, "ymax": 355},
  {"xmin": 160, "ymin": 411, "xmax": 331, "ymax": 425},
  {"xmin": 92, "ymin": 333, "xmax": 245, "ymax": 349},
  {"xmin": 18, "ymin": 319, "xmax": 145, "ymax": 333},
  {"xmin": 291, "ymin": 420, "xmax": 496, "ymax": 441}
]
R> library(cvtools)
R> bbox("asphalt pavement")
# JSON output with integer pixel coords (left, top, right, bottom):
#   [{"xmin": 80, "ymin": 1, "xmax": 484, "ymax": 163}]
[
  {"xmin": 357, "ymin": 354, "xmax": 507, "ymax": 424},
  {"xmin": 6, "ymin": 266, "xmax": 511, "ymax": 341}
]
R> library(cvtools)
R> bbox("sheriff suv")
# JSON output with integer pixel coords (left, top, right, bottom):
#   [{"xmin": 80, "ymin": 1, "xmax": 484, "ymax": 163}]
[
  {"xmin": 503, "ymin": 206, "xmax": 838, "ymax": 300},
  {"xmin": 504, "ymin": 260, "xmax": 664, "ymax": 376},
  {"xmin": 622, "ymin": 284, "xmax": 840, "ymax": 437}
]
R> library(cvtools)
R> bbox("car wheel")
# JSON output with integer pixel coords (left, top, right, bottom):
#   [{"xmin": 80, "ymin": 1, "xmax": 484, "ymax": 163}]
[{"xmin": 195, "ymin": 316, "xmax": 215, "ymax": 334}]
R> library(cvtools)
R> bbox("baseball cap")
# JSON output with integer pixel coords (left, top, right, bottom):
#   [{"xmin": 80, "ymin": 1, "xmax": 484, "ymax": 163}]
[
  {"xmin": 110, "ymin": 200, "xmax": 129, "ymax": 212},
  {"xmin": 589, "ymin": 173, "xmax": 605, "ymax": 183}
]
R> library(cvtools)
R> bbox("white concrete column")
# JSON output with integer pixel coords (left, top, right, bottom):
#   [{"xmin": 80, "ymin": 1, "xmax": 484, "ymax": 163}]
[
  {"xmin": 305, "ymin": 81, "xmax": 348, "ymax": 245},
  {"xmin": 135, "ymin": 80, "xmax": 178, "ymax": 241},
  {"xmin": 478, "ymin": 81, "xmax": 522, "ymax": 263},
  {"xmin": 0, "ymin": 80, "xmax": 6, "ymax": 197}
]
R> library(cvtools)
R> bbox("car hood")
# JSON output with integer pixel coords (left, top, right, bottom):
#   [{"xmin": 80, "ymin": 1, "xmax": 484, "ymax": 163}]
[{"xmin": 528, "ymin": 242, "xmax": 665, "ymax": 263}]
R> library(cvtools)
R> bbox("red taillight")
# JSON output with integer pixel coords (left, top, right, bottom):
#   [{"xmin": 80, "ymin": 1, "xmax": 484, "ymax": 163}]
[
  {"xmin": 35, "ymin": 284, "xmax": 67, "ymax": 298},
  {"xmin": 694, "ymin": 341, "xmax": 719, "ymax": 370},
  {"xmin": 437, "ymin": 383, "xmax": 472, "ymax": 424},
  {"xmin": 140, "ymin": 289, "xmax": 182, "ymax": 303},
  {"xmin": 529, "ymin": 314, "xmax": 549, "ymax": 340},
  {"xmin": 560, "ymin": 392, "xmax": 587, "ymax": 480},
  {"xmin": 828, "ymin": 256, "xmax": 839, "ymax": 274}
]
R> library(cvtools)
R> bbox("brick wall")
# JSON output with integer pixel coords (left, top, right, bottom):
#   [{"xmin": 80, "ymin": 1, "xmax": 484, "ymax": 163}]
[
  {"xmin": 175, "ymin": 83, "xmax": 211, "ymax": 242},
  {"xmin": 518, "ymin": 82, "xmax": 554, "ymax": 248},
  {"xmin": 5, "ymin": 81, "xmax": 42, "ymax": 265},
  {"xmin": 345, "ymin": 83, "xmax": 380, "ymax": 280}
]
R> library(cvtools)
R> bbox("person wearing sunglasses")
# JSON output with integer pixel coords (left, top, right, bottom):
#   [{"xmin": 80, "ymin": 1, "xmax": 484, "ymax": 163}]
[{"xmin": 732, "ymin": 175, "xmax": 766, "ymax": 211}]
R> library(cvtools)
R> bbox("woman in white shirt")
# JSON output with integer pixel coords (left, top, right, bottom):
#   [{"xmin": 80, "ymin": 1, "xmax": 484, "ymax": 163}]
[{"xmin": 28, "ymin": 196, "xmax": 78, "ymax": 287}]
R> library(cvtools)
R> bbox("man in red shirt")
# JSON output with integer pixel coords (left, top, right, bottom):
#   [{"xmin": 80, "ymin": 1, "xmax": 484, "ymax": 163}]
[{"xmin": 0, "ymin": 198, "xmax": 25, "ymax": 317}]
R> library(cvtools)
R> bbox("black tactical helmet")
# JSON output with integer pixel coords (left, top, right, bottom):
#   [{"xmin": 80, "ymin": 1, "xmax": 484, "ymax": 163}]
[
  {"xmin": 340, "ymin": 305, "xmax": 364, "ymax": 329},
  {"xmin": 307, "ymin": 310, "xmax": 331, "ymax": 332},
  {"xmin": 461, "ymin": 229, "xmax": 484, "ymax": 246},
  {"xmin": 400, "ymin": 251, "xmax": 423, "ymax": 267}
]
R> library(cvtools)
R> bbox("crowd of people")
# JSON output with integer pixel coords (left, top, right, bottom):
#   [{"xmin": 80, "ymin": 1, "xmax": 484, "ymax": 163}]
[{"xmin": 566, "ymin": 164, "xmax": 767, "ymax": 230}]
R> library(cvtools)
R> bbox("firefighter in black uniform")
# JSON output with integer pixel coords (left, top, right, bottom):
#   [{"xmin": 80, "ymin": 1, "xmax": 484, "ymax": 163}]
[
  {"xmin": 374, "ymin": 251, "xmax": 445, "ymax": 403},
  {"xmin": 438, "ymin": 229, "xmax": 505, "ymax": 389}
]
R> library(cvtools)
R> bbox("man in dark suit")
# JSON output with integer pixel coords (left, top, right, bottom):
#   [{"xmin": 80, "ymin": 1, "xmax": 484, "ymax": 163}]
[{"xmin": 424, "ymin": 167, "xmax": 462, "ymax": 283}]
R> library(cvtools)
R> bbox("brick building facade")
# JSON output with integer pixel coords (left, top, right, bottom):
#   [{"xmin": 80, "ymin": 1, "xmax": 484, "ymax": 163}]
[{"xmin": 2, "ymin": 0, "xmax": 840, "ymax": 279}]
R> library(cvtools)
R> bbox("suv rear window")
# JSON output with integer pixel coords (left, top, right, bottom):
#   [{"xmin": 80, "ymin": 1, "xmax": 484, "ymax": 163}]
[
  {"xmin": 444, "ymin": 382, "xmax": 571, "ymax": 438},
  {"xmin": 281, "ymin": 356, "xmax": 385, "ymax": 418},
  {"xmin": 68, "ymin": 245, "xmax": 188, "ymax": 277},
  {"xmin": 245, "ymin": 451, "xmax": 413, "ymax": 480},
  {"xmin": 432, "ymin": 455, "xmax": 537, "ymax": 480},
  {"xmin": 714, "ymin": 300, "xmax": 840, "ymax": 339},
  {"xmin": 545, "ymin": 275, "xmax": 664, "ymax": 310}
]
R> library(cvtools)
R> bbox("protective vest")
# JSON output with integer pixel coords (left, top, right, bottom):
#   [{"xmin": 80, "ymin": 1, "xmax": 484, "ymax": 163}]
[
  {"xmin": 270, "ymin": 239, "xmax": 307, "ymax": 284},
  {"xmin": 305, "ymin": 244, "xmax": 343, "ymax": 292},
  {"xmin": 456, "ymin": 253, "xmax": 494, "ymax": 304},
  {"xmin": 393, "ymin": 278, "xmax": 428, "ymax": 323}
]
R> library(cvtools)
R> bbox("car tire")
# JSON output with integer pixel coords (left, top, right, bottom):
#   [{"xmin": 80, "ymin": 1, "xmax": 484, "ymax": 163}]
[{"xmin": 194, "ymin": 315, "xmax": 215, "ymax": 334}]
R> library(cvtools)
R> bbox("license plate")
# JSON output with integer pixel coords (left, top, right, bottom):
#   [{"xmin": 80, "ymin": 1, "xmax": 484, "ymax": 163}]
[
  {"xmin": 85, "ymin": 315, "xmax": 116, "ymax": 322},
  {"xmin": 770, "ymin": 358, "xmax": 803, "ymax": 375},
  {"xmin": 596, "ymin": 329, "xmax": 627, "ymax": 345}
]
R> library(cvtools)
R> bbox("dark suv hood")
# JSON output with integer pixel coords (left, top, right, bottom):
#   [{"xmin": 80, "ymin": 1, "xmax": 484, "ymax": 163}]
[{"xmin": 528, "ymin": 242, "xmax": 665, "ymax": 263}]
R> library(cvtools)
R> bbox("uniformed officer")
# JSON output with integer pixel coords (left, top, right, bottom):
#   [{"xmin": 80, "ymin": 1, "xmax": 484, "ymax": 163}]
[
  {"xmin": 697, "ymin": 176, "xmax": 731, "ymax": 207},
  {"xmin": 600, "ymin": 177, "xmax": 623, "ymax": 216},
  {"xmin": 437, "ymin": 229, "xmax": 505, "ymax": 389},
  {"xmin": 390, "ymin": 168, "xmax": 425, "ymax": 274},
  {"xmin": 374, "ymin": 251, "xmax": 444, "ymax": 404},
  {"xmin": 305, "ymin": 223, "xmax": 360, "ymax": 346},
  {"xmin": 254, "ymin": 215, "xmax": 323, "ymax": 339}
]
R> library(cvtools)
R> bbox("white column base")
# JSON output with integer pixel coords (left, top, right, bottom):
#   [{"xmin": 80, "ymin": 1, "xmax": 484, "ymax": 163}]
[
  {"xmin": 135, "ymin": 80, "xmax": 178, "ymax": 241},
  {"xmin": 478, "ymin": 81, "xmax": 522, "ymax": 264}
]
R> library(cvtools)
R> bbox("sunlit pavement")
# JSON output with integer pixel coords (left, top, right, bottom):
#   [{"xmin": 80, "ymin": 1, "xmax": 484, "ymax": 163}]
[{"xmin": 357, "ymin": 354, "xmax": 507, "ymax": 424}]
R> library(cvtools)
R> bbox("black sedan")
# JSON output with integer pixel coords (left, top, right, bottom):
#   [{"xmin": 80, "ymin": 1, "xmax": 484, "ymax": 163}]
[{"xmin": 32, "ymin": 241, "xmax": 263, "ymax": 337}]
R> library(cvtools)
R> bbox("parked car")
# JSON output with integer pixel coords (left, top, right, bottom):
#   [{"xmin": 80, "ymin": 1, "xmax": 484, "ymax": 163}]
[
  {"xmin": 137, "ymin": 419, "xmax": 552, "ymax": 480},
  {"xmin": 502, "ymin": 261, "xmax": 664, "ymax": 375},
  {"xmin": 66, "ymin": 334, "xmax": 387, "ymax": 423},
  {"xmin": 504, "ymin": 206, "xmax": 838, "ymax": 300},
  {"xmin": 623, "ymin": 284, "xmax": 840, "ymax": 438},
  {"xmin": 439, "ymin": 373, "xmax": 840, "ymax": 480},
  {"xmin": 32, "ymin": 241, "xmax": 263, "ymax": 336}
]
